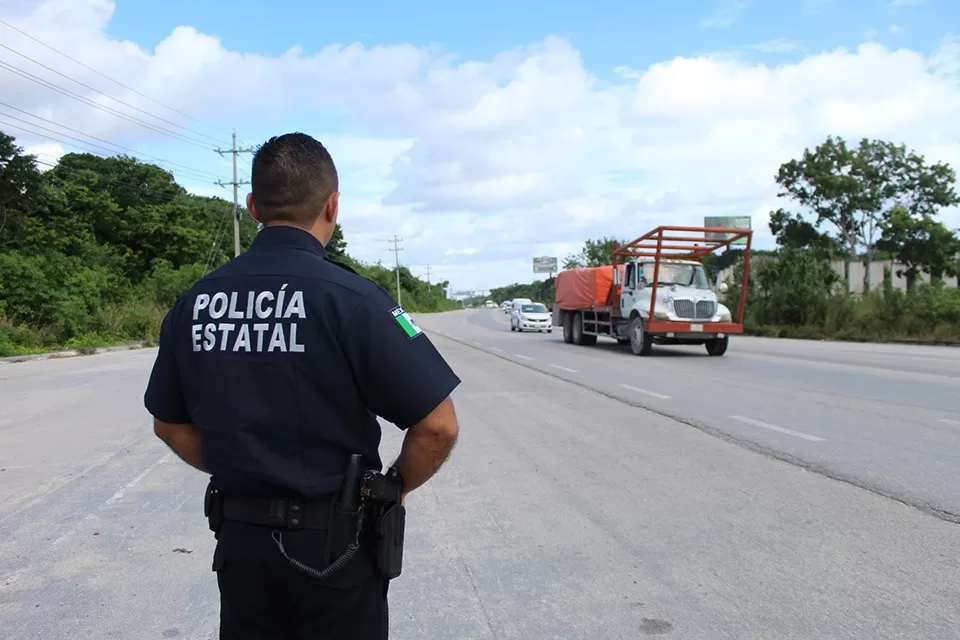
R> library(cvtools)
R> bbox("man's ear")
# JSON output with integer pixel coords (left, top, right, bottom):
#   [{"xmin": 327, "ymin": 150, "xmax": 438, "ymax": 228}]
[
  {"xmin": 246, "ymin": 193, "xmax": 260, "ymax": 222},
  {"xmin": 326, "ymin": 191, "xmax": 340, "ymax": 225}
]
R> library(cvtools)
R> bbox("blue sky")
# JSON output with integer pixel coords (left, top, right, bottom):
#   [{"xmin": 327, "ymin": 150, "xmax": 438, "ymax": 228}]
[
  {"xmin": 106, "ymin": 0, "xmax": 952, "ymax": 70},
  {"xmin": 1, "ymin": 0, "xmax": 957, "ymax": 292}
]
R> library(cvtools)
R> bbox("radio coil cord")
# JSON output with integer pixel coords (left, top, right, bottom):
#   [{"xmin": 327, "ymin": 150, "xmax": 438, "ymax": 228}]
[{"xmin": 271, "ymin": 501, "xmax": 365, "ymax": 582}]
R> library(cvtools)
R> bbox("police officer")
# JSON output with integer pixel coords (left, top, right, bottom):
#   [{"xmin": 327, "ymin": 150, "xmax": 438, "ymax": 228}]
[{"xmin": 143, "ymin": 132, "xmax": 461, "ymax": 639}]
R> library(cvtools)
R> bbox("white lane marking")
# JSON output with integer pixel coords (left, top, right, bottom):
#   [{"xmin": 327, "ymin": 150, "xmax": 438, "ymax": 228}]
[
  {"xmin": 3, "ymin": 452, "xmax": 174, "ymax": 588},
  {"xmin": 548, "ymin": 364, "xmax": 577, "ymax": 373},
  {"xmin": 513, "ymin": 354, "xmax": 533, "ymax": 360},
  {"xmin": 451, "ymin": 335, "xmax": 464, "ymax": 340},
  {"xmin": 730, "ymin": 415, "xmax": 826, "ymax": 442},
  {"xmin": 470, "ymin": 341, "xmax": 483, "ymax": 347},
  {"xmin": 941, "ymin": 418, "xmax": 959, "ymax": 425},
  {"xmin": 490, "ymin": 347, "xmax": 504, "ymax": 353},
  {"xmin": 104, "ymin": 452, "xmax": 172, "ymax": 505},
  {"xmin": 618, "ymin": 384, "xmax": 671, "ymax": 400}
]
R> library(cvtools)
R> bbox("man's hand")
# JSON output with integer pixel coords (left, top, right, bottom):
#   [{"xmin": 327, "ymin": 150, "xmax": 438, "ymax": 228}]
[{"xmin": 153, "ymin": 419, "xmax": 208, "ymax": 473}]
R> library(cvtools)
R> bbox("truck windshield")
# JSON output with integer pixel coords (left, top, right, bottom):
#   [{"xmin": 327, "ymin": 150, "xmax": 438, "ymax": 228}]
[
  {"xmin": 522, "ymin": 304, "xmax": 548, "ymax": 313},
  {"xmin": 641, "ymin": 263, "xmax": 710, "ymax": 289}
]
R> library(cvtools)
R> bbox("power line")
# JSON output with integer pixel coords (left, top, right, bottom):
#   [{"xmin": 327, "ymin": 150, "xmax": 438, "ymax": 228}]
[
  {"xmin": 0, "ymin": 117, "xmax": 217, "ymax": 185},
  {"xmin": 0, "ymin": 40, "xmax": 226, "ymax": 146},
  {"xmin": 0, "ymin": 106, "xmax": 224, "ymax": 182},
  {"xmin": 0, "ymin": 59, "xmax": 217, "ymax": 151},
  {"xmin": 215, "ymin": 131, "xmax": 255, "ymax": 257},
  {"xmin": 423, "ymin": 264, "xmax": 432, "ymax": 284},
  {"xmin": 0, "ymin": 18, "xmax": 233, "ymax": 140},
  {"xmin": 382, "ymin": 235, "xmax": 404, "ymax": 306}
]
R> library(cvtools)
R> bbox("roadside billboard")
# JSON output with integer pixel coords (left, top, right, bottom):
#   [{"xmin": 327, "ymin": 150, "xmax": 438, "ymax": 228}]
[
  {"xmin": 532, "ymin": 256, "xmax": 558, "ymax": 273},
  {"xmin": 704, "ymin": 216, "xmax": 751, "ymax": 245}
]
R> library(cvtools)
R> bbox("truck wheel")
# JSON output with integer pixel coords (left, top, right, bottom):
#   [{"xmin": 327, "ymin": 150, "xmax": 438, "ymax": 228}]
[
  {"xmin": 628, "ymin": 316, "xmax": 652, "ymax": 356},
  {"xmin": 705, "ymin": 336, "xmax": 729, "ymax": 356},
  {"xmin": 562, "ymin": 313, "xmax": 574, "ymax": 344},
  {"xmin": 572, "ymin": 313, "xmax": 584, "ymax": 344}
]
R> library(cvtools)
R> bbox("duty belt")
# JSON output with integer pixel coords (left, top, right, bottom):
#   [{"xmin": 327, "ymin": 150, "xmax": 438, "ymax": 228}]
[{"xmin": 221, "ymin": 494, "xmax": 334, "ymax": 530}]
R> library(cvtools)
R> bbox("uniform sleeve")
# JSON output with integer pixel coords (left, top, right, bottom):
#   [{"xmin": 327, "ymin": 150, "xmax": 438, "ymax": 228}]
[
  {"xmin": 143, "ymin": 306, "xmax": 192, "ymax": 424},
  {"xmin": 340, "ymin": 289, "xmax": 462, "ymax": 429}
]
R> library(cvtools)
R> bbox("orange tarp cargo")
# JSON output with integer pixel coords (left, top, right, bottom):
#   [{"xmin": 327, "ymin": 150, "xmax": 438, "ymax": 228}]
[{"xmin": 555, "ymin": 265, "xmax": 625, "ymax": 310}]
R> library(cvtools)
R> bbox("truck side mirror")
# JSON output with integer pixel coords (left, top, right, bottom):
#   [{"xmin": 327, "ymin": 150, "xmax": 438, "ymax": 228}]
[{"xmin": 719, "ymin": 282, "xmax": 729, "ymax": 294}]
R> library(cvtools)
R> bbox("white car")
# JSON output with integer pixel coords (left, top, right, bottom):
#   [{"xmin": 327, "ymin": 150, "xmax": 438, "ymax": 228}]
[{"xmin": 511, "ymin": 302, "xmax": 552, "ymax": 333}]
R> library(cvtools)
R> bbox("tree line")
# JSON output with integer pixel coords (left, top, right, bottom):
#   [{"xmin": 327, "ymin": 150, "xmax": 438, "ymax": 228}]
[
  {"xmin": 0, "ymin": 131, "xmax": 457, "ymax": 356},
  {"xmin": 488, "ymin": 135, "xmax": 960, "ymax": 343}
]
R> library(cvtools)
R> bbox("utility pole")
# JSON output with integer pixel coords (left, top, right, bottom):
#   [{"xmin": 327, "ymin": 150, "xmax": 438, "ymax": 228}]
[
  {"xmin": 424, "ymin": 265, "xmax": 432, "ymax": 285},
  {"xmin": 383, "ymin": 235, "xmax": 404, "ymax": 306},
  {"xmin": 215, "ymin": 130, "xmax": 255, "ymax": 257}
]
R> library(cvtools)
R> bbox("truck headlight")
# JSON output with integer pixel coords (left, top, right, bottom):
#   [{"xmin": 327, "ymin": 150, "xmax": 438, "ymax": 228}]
[
  {"xmin": 716, "ymin": 305, "xmax": 732, "ymax": 322},
  {"xmin": 654, "ymin": 308, "xmax": 669, "ymax": 320}
]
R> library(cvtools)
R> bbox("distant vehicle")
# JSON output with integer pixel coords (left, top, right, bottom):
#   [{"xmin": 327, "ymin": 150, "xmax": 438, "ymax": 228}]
[
  {"xmin": 509, "ymin": 297, "xmax": 532, "ymax": 315},
  {"xmin": 511, "ymin": 301, "xmax": 552, "ymax": 333},
  {"xmin": 484, "ymin": 300, "xmax": 497, "ymax": 308},
  {"xmin": 551, "ymin": 225, "xmax": 752, "ymax": 356},
  {"xmin": 501, "ymin": 301, "xmax": 511, "ymax": 314}
]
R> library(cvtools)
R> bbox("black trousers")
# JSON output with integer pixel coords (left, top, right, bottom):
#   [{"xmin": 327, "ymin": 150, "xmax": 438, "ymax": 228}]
[{"xmin": 212, "ymin": 519, "xmax": 389, "ymax": 639}]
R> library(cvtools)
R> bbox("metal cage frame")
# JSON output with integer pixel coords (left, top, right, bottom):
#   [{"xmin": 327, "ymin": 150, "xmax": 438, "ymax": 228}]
[{"xmin": 610, "ymin": 225, "xmax": 753, "ymax": 334}]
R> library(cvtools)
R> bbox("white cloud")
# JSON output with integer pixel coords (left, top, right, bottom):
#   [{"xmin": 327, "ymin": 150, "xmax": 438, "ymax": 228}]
[
  {"xmin": 1, "ymin": 1, "xmax": 958, "ymax": 291},
  {"xmin": 889, "ymin": 24, "xmax": 905, "ymax": 35}
]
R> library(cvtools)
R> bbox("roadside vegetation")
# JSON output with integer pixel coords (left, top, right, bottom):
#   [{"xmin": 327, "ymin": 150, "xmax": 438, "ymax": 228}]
[
  {"xmin": 0, "ymin": 131, "xmax": 457, "ymax": 357},
  {"xmin": 482, "ymin": 136, "xmax": 960, "ymax": 344}
]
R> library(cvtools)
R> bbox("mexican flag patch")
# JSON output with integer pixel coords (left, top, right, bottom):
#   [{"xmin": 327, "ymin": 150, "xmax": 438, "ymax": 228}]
[{"xmin": 391, "ymin": 306, "xmax": 423, "ymax": 339}]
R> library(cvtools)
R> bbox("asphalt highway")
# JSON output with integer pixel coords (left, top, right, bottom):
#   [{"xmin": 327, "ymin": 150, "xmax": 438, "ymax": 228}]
[
  {"xmin": 1, "ymin": 320, "xmax": 958, "ymax": 639},
  {"xmin": 419, "ymin": 309, "xmax": 960, "ymax": 522}
]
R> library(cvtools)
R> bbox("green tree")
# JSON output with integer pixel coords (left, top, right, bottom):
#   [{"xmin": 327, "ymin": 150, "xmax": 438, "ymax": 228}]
[
  {"xmin": 326, "ymin": 223, "xmax": 347, "ymax": 260},
  {"xmin": 774, "ymin": 135, "xmax": 959, "ymax": 292},
  {"xmin": 876, "ymin": 205, "xmax": 960, "ymax": 291},
  {"xmin": 768, "ymin": 208, "xmax": 842, "ymax": 255},
  {"xmin": 0, "ymin": 130, "xmax": 457, "ymax": 356},
  {"xmin": 562, "ymin": 237, "xmax": 627, "ymax": 268}
]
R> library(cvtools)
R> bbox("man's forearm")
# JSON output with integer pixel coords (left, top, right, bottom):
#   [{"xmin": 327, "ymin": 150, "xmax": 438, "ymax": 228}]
[
  {"xmin": 392, "ymin": 427, "xmax": 457, "ymax": 496},
  {"xmin": 157, "ymin": 423, "xmax": 207, "ymax": 473}
]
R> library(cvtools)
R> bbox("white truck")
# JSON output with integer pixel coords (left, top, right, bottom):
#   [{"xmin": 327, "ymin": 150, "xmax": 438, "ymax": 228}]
[{"xmin": 551, "ymin": 225, "xmax": 752, "ymax": 356}]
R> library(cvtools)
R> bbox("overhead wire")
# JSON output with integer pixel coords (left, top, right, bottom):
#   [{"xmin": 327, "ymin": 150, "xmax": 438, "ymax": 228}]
[
  {"xmin": 0, "ymin": 20, "xmax": 244, "ymax": 268},
  {"xmin": 0, "ymin": 116, "xmax": 220, "ymax": 184},
  {"xmin": 0, "ymin": 59, "xmax": 219, "ymax": 152},
  {"xmin": 0, "ymin": 17, "xmax": 234, "ymax": 141},
  {"xmin": 0, "ymin": 102, "xmax": 225, "ymax": 180},
  {"xmin": 0, "ymin": 40, "xmax": 227, "ymax": 147}
]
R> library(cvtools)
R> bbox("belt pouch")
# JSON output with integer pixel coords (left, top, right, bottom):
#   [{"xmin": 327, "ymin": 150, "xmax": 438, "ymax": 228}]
[{"xmin": 373, "ymin": 502, "xmax": 405, "ymax": 579}]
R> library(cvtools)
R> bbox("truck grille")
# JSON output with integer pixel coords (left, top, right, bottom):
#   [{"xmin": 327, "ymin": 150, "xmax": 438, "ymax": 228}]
[{"xmin": 673, "ymin": 299, "xmax": 716, "ymax": 319}]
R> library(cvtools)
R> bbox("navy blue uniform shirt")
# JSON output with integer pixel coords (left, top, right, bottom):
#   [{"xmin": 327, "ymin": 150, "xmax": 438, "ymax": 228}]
[{"xmin": 143, "ymin": 225, "xmax": 461, "ymax": 498}]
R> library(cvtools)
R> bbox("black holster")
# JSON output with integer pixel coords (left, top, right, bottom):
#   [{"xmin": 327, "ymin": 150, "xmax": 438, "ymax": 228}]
[
  {"xmin": 361, "ymin": 467, "xmax": 406, "ymax": 580},
  {"xmin": 371, "ymin": 500, "xmax": 405, "ymax": 580}
]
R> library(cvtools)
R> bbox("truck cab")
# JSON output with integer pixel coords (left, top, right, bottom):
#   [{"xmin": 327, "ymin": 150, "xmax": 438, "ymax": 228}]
[{"xmin": 620, "ymin": 259, "xmax": 731, "ymax": 325}]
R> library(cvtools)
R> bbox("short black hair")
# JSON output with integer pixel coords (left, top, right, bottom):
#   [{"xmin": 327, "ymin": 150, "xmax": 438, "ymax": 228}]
[{"xmin": 250, "ymin": 132, "xmax": 339, "ymax": 226}]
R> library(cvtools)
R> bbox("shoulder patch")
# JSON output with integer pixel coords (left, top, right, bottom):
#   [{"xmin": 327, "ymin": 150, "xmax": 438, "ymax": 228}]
[{"xmin": 390, "ymin": 306, "xmax": 423, "ymax": 339}]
